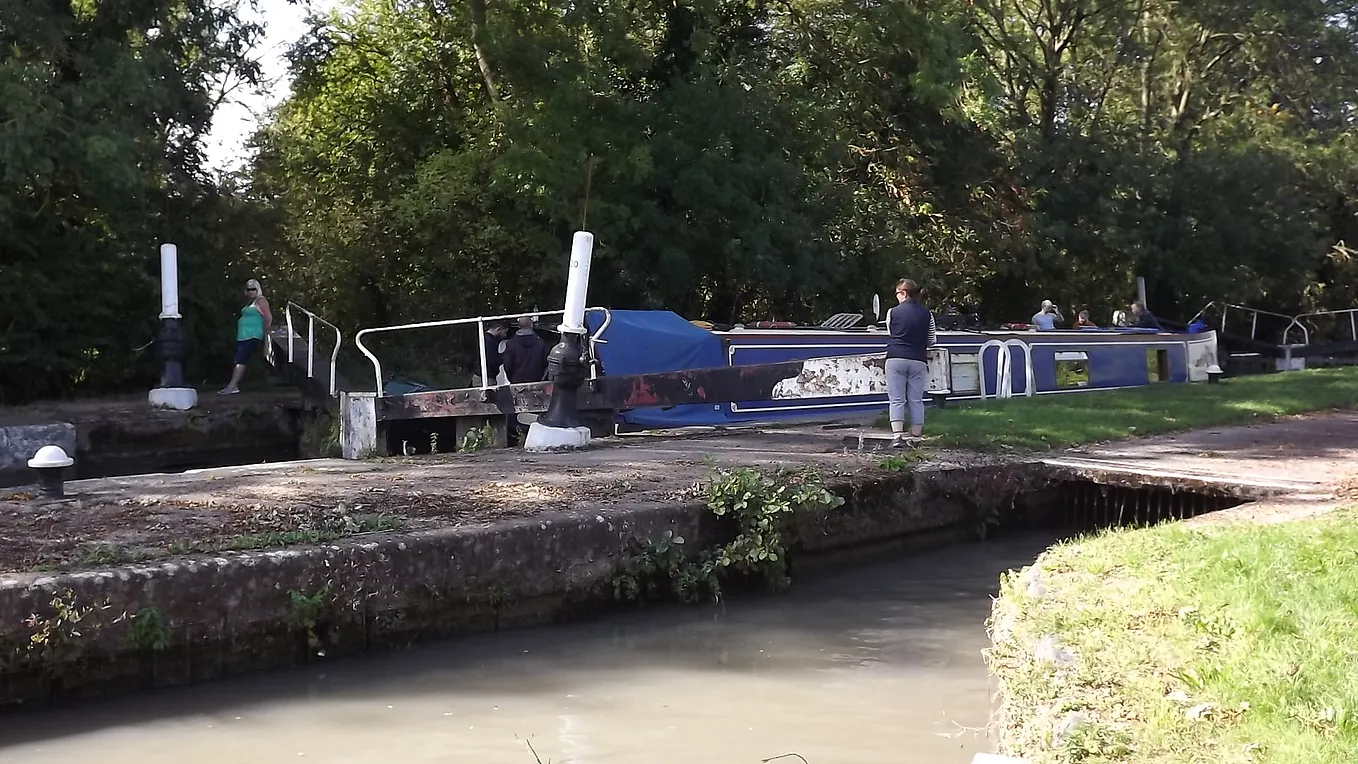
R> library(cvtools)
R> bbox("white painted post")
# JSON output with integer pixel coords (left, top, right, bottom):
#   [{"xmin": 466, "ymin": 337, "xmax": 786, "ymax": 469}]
[
  {"xmin": 148, "ymin": 242, "xmax": 197, "ymax": 410},
  {"xmin": 560, "ymin": 231, "xmax": 594, "ymax": 334},
  {"xmin": 525, "ymin": 230, "xmax": 596, "ymax": 452},
  {"xmin": 159, "ymin": 244, "xmax": 181, "ymax": 319}
]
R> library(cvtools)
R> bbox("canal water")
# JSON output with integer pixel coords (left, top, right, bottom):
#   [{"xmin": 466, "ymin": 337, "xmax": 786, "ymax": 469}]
[{"xmin": 0, "ymin": 533, "xmax": 1059, "ymax": 764}]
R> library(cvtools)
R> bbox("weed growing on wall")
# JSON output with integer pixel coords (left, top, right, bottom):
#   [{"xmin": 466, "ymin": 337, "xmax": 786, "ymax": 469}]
[
  {"xmin": 458, "ymin": 423, "xmax": 496, "ymax": 452},
  {"xmin": 613, "ymin": 466, "xmax": 844, "ymax": 604}
]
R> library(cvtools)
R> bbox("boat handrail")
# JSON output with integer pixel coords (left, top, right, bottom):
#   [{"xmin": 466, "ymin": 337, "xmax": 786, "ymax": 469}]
[
  {"xmin": 283, "ymin": 301, "xmax": 343, "ymax": 397},
  {"xmin": 978, "ymin": 338, "xmax": 1035, "ymax": 400},
  {"xmin": 353, "ymin": 307, "xmax": 613, "ymax": 395}
]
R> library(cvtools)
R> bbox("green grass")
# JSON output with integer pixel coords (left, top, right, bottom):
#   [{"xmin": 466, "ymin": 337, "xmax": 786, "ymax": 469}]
[
  {"xmin": 989, "ymin": 507, "xmax": 1358, "ymax": 763},
  {"xmin": 885, "ymin": 367, "xmax": 1358, "ymax": 450}
]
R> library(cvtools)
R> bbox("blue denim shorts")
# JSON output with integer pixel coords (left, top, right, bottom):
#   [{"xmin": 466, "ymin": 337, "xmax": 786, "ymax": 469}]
[{"xmin": 234, "ymin": 338, "xmax": 262, "ymax": 365}]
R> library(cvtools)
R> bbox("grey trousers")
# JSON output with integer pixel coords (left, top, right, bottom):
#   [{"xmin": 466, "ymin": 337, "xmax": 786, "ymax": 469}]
[{"xmin": 886, "ymin": 358, "xmax": 928, "ymax": 427}]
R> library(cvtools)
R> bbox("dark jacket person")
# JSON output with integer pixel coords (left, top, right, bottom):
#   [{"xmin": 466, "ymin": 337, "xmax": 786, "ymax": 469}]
[
  {"xmin": 477, "ymin": 322, "xmax": 508, "ymax": 385},
  {"xmin": 885, "ymin": 278, "xmax": 937, "ymax": 443},
  {"xmin": 1131, "ymin": 301, "xmax": 1161, "ymax": 330},
  {"xmin": 502, "ymin": 317, "xmax": 549, "ymax": 383}
]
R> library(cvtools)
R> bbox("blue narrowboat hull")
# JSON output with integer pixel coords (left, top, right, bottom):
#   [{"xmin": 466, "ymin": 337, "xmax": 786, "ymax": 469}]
[
  {"xmin": 586, "ymin": 311, "xmax": 1221, "ymax": 429},
  {"xmin": 717, "ymin": 327, "xmax": 1220, "ymax": 423}
]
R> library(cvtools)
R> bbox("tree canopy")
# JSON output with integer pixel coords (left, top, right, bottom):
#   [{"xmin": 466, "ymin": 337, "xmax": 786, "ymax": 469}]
[{"xmin": 3, "ymin": 0, "xmax": 1357, "ymax": 401}]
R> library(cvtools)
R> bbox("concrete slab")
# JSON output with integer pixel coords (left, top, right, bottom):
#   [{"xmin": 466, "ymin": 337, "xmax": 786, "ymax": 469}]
[
  {"xmin": 1048, "ymin": 410, "xmax": 1358, "ymax": 491},
  {"xmin": 3, "ymin": 409, "xmax": 1355, "ymax": 571}
]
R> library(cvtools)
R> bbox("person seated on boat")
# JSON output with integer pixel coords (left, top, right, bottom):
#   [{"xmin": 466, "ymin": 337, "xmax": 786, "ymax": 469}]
[
  {"xmin": 1075, "ymin": 310, "xmax": 1097, "ymax": 328},
  {"xmin": 1030, "ymin": 300, "xmax": 1063, "ymax": 330},
  {"xmin": 474, "ymin": 321, "xmax": 509, "ymax": 386},
  {"xmin": 1111, "ymin": 309, "xmax": 1130, "ymax": 327},
  {"xmin": 502, "ymin": 316, "xmax": 550, "ymax": 383},
  {"xmin": 886, "ymin": 278, "xmax": 936, "ymax": 448},
  {"xmin": 1130, "ymin": 301, "xmax": 1162, "ymax": 330}
]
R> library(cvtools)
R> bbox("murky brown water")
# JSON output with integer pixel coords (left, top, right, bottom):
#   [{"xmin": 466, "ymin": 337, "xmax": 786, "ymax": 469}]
[{"xmin": 0, "ymin": 533, "xmax": 1056, "ymax": 764}]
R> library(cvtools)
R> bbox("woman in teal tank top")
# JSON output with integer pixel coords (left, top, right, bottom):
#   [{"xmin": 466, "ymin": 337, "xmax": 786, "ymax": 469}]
[{"xmin": 218, "ymin": 279, "xmax": 272, "ymax": 394}]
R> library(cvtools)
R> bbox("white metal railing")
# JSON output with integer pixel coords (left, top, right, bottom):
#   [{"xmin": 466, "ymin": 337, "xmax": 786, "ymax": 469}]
[
  {"xmin": 1187, "ymin": 301, "xmax": 1291, "ymax": 343},
  {"xmin": 283, "ymin": 301, "xmax": 343, "ymax": 397},
  {"xmin": 978, "ymin": 338, "xmax": 1035, "ymax": 400},
  {"xmin": 1284, "ymin": 308, "xmax": 1358, "ymax": 347},
  {"xmin": 1189, "ymin": 301, "xmax": 1358, "ymax": 348},
  {"xmin": 353, "ymin": 308, "xmax": 614, "ymax": 396}
]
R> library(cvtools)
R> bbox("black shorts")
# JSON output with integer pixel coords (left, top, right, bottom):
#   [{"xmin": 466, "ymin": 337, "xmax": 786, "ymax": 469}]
[{"xmin": 234, "ymin": 338, "xmax": 262, "ymax": 365}]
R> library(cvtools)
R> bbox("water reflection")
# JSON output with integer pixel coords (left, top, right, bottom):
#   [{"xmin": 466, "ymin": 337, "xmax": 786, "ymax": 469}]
[{"xmin": 0, "ymin": 532, "xmax": 1057, "ymax": 764}]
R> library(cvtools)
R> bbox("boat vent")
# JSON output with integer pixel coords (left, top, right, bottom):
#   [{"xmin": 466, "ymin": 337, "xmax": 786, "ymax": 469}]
[{"xmin": 820, "ymin": 313, "xmax": 865, "ymax": 329}]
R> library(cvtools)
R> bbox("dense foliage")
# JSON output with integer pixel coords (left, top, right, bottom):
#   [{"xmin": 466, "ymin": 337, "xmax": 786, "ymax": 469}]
[
  {"xmin": 4, "ymin": 0, "xmax": 1357, "ymax": 401},
  {"xmin": 0, "ymin": 0, "xmax": 263, "ymax": 402}
]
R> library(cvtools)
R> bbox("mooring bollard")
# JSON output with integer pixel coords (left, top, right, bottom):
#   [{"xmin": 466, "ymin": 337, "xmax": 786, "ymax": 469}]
[
  {"xmin": 28, "ymin": 445, "xmax": 74, "ymax": 499},
  {"xmin": 1207, "ymin": 364, "xmax": 1223, "ymax": 384}
]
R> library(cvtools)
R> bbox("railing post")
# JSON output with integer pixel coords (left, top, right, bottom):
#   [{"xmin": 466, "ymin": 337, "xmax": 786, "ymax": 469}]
[
  {"xmin": 477, "ymin": 319, "xmax": 490, "ymax": 391},
  {"xmin": 286, "ymin": 307, "xmax": 295, "ymax": 364},
  {"xmin": 1351, "ymin": 311, "xmax": 1356, "ymax": 343},
  {"xmin": 307, "ymin": 317, "xmax": 315, "ymax": 379},
  {"xmin": 329, "ymin": 324, "xmax": 340, "ymax": 397}
]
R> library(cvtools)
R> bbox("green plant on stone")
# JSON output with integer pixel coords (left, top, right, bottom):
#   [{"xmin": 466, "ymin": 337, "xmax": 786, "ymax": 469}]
[
  {"xmin": 877, "ymin": 450, "xmax": 925, "ymax": 471},
  {"xmin": 83, "ymin": 544, "xmax": 129, "ymax": 566},
  {"xmin": 458, "ymin": 423, "xmax": 495, "ymax": 452},
  {"xmin": 285, "ymin": 586, "xmax": 334, "ymax": 650},
  {"xmin": 612, "ymin": 529, "xmax": 721, "ymax": 604},
  {"xmin": 705, "ymin": 466, "xmax": 844, "ymax": 590},
  {"xmin": 429, "ymin": 431, "xmax": 440, "ymax": 454},
  {"xmin": 127, "ymin": 607, "xmax": 172, "ymax": 652},
  {"xmin": 22, "ymin": 589, "xmax": 110, "ymax": 672},
  {"xmin": 300, "ymin": 410, "xmax": 343, "ymax": 458},
  {"xmin": 614, "ymin": 466, "xmax": 844, "ymax": 604}
]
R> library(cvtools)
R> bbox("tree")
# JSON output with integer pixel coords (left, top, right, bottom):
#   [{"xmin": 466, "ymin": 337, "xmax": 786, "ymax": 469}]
[{"xmin": 0, "ymin": 0, "xmax": 263, "ymax": 403}]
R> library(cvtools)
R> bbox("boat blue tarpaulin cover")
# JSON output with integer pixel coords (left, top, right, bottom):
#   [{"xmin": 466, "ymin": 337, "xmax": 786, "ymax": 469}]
[{"xmin": 585, "ymin": 310, "xmax": 732, "ymax": 428}]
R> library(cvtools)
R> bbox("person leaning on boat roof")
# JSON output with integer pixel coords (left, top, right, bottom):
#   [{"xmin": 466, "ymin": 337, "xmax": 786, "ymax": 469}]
[
  {"xmin": 1030, "ymin": 300, "xmax": 1063, "ymax": 330},
  {"xmin": 885, "ymin": 278, "xmax": 936, "ymax": 448},
  {"xmin": 1130, "ymin": 301, "xmax": 1161, "ymax": 329}
]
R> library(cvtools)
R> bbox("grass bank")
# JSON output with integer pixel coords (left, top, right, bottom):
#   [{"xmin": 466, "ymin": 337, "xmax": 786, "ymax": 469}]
[
  {"xmin": 889, "ymin": 367, "xmax": 1358, "ymax": 450},
  {"xmin": 988, "ymin": 507, "xmax": 1358, "ymax": 763}
]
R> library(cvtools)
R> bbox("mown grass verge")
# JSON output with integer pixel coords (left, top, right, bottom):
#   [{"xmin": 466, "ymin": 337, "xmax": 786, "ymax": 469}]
[
  {"xmin": 878, "ymin": 366, "xmax": 1358, "ymax": 450},
  {"xmin": 987, "ymin": 506, "xmax": 1358, "ymax": 763}
]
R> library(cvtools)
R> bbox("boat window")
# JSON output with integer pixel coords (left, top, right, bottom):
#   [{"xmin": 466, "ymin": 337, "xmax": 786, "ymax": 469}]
[
  {"xmin": 1055, "ymin": 351, "xmax": 1090, "ymax": 389},
  {"xmin": 949, "ymin": 353, "xmax": 981, "ymax": 394},
  {"xmin": 1146, "ymin": 348, "xmax": 1170, "ymax": 383}
]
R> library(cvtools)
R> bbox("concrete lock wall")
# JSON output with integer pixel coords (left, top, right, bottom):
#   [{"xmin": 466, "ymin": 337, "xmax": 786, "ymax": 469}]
[{"xmin": 0, "ymin": 463, "xmax": 1044, "ymax": 707}]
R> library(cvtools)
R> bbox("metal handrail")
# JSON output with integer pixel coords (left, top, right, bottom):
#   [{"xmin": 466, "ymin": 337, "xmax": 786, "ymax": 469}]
[
  {"xmin": 1284, "ymin": 307, "xmax": 1358, "ymax": 347},
  {"xmin": 978, "ymin": 338, "xmax": 1035, "ymax": 400},
  {"xmin": 283, "ymin": 301, "xmax": 343, "ymax": 397},
  {"xmin": 353, "ymin": 307, "xmax": 614, "ymax": 395},
  {"xmin": 1188, "ymin": 301, "xmax": 1296, "ymax": 344}
]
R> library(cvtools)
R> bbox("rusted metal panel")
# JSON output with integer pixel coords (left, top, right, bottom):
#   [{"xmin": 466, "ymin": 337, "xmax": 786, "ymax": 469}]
[{"xmin": 376, "ymin": 354, "xmax": 897, "ymax": 423}]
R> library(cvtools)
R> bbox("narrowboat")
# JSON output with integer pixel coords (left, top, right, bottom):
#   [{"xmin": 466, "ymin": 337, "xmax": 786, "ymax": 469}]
[{"xmin": 585, "ymin": 309, "xmax": 1221, "ymax": 430}]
